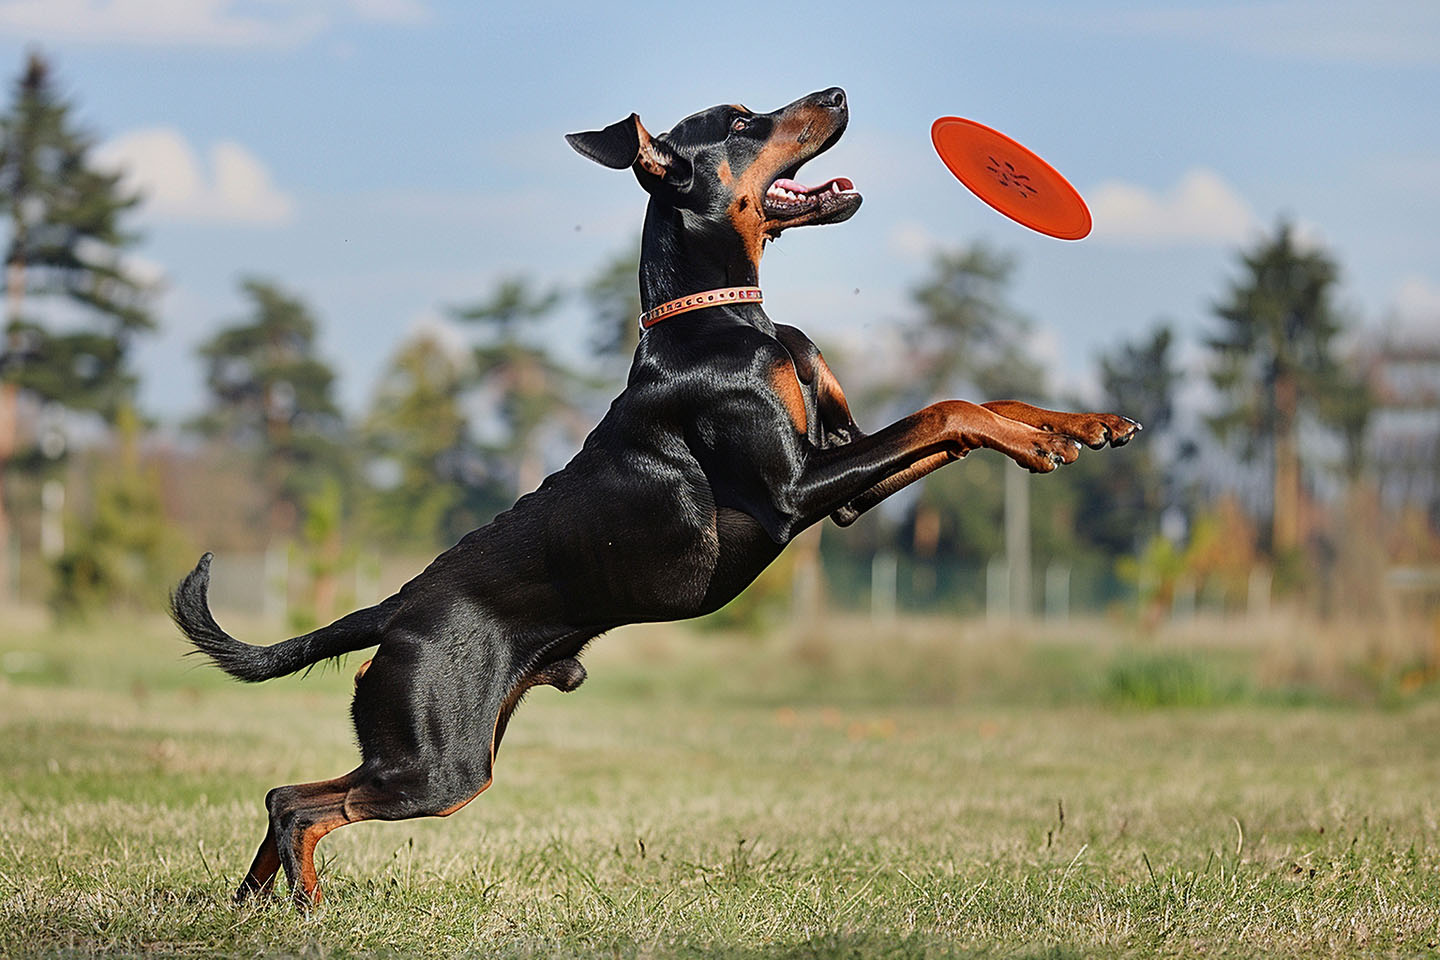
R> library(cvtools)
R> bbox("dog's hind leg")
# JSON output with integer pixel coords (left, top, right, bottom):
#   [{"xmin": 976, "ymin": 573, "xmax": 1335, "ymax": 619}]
[
  {"xmin": 234, "ymin": 822, "xmax": 280, "ymax": 901},
  {"xmin": 264, "ymin": 770, "xmax": 363, "ymax": 908},
  {"xmin": 433, "ymin": 654, "xmax": 588, "ymax": 817},
  {"xmin": 262, "ymin": 760, "xmax": 476, "ymax": 909},
  {"xmin": 257, "ymin": 634, "xmax": 588, "ymax": 908}
]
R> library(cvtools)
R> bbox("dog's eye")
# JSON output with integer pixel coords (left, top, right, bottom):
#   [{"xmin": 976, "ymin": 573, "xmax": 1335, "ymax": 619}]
[{"xmin": 731, "ymin": 117, "xmax": 749, "ymax": 133}]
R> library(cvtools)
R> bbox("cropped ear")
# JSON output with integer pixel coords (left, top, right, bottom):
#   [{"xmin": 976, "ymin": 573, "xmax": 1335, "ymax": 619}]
[
  {"xmin": 566, "ymin": 114, "xmax": 643, "ymax": 170},
  {"xmin": 566, "ymin": 113, "xmax": 687, "ymax": 182}
]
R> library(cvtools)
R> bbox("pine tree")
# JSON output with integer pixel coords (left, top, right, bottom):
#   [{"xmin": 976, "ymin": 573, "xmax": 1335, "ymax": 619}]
[
  {"xmin": 0, "ymin": 52, "xmax": 155, "ymax": 595},
  {"xmin": 195, "ymin": 277, "xmax": 345, "ymax": 538},
  {"xmin": 50, "ymin": 406, "xmax": 179, "ymax": 619},
  {"xmin": 362, "ymin": 332, "xmax": 471, "ymax": 549},
  {"xmin": 451, "ymin": 276, "xmax": 590, "ymax": 499},
  {"xmin": 1207, "ymin": 221, "xmax": 1368, "ymax": 557},
  {"xmin": 903, "ymin": 244, "xmax": 1044, "ymax": 581},
  {"xmin": 1073, "ymin": 325, "xmax": 1180, "ymax": 558},
  {"xmin": 908, "ymin": 244, "xmax": 1043, "ymax": 401}
]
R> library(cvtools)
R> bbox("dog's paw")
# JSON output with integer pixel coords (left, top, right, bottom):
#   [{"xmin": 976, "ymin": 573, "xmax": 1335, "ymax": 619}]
[
  {"xmin": 1048, "ymin": 412, "xmax": 1142, "ymax": 449},
  {"xmin": 1018, "ymin": 432, "xmax": 1081, "ymax": 473},
  {"xmin": 1097, "ymin": 414, "xmax": 1142, "ymax": 448}
]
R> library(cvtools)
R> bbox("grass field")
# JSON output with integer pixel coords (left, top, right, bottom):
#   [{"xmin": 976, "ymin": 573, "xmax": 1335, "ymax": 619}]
[{"xmin": 2, "ymin": 609, "xmax": 1439, "ymax": 958}]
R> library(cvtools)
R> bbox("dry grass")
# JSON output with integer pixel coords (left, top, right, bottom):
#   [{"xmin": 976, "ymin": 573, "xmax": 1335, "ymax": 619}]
[{"xmin": 1, "ymin": 611, "xmax": 1438, "ymax": 958}]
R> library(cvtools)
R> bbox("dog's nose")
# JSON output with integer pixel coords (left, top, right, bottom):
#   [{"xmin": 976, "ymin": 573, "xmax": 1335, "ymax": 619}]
[{"xmin": 818, "ymin": 87, "xmax": 846, "ymax": 109}]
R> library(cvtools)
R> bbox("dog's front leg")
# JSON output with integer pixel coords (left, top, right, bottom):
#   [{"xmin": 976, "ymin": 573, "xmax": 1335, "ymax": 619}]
[
  {"xmin": 822, "ymin": 401, "xmax": 1142, "ymax": 526},
  {"xmin": 774, "ymin": 399, "xmax": 1083, "ymax": 536},
  {"xmin": 828, "ymin": 449, "xmax": 957, "ymax": 526},
  {"xmin": 980, "ymin": 400, "xmax": 1141, "ymax": 450}
]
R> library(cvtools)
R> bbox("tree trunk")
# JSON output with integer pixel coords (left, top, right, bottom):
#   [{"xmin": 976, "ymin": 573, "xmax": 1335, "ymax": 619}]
[
  {"xmin": 1004, "ymin": 465, "xmax": 1032, "ymax": 619},
  {"xmin": 911, "ymin": 504, "xmax": 940, "ymax": 598},
  {"xmin": 312, "ymin": 528, "xmax": 341, "ymax": 624},
  {"xmin": 0, "ymin": 381, "xmax": 14, "ymax": 601},
  {"xmin": 0, "ymin": 258, "xmax": 26, "ymax": 601},
  {"xmin": 1272, "ymin": 373, "xmax": 1301, "ymax": 554}
]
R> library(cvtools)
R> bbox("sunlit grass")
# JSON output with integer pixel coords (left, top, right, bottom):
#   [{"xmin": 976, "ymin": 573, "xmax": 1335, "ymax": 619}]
[{"xmin": 1, "ymin": 611, "xmax": 1438, "ymax": 958}]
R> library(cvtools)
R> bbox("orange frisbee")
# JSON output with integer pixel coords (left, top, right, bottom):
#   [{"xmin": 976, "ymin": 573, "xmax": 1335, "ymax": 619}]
[{"xmin": 931, "ymin": 117, "xmax": 1091, "ymax": 240}]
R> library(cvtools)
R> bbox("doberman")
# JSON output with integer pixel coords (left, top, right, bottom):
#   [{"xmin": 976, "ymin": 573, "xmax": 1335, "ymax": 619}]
[{"xmin": 171, "ymin": 86, "xmax": 1138, "ymax": 909}]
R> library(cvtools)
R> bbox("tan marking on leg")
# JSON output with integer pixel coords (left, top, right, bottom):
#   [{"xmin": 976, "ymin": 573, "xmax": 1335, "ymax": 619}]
[
  {"xmin": 236, "ymin": 826, "xmax": 281, "ymax": 901},
  {"xmin": 770, "ymin": 357, "xmax": 808, "ymax": 434},
  {"xmin": 269, "ymin": 772, "xmax": 359, "ymax": 909},
  {"xmin": 834, "ymin": 450, "xmax": 959, "ymax": 525},
  {"xmin": 295, "ymin": 811, "xmax": 349, "ymax": 907},
  {"xmin": 981, "ymin": 399, "xmax": 1138, "ymax": 449}
]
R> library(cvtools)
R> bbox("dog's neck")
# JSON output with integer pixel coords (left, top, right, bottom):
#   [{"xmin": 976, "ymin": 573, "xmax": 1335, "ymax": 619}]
[{"xmin": 638, "ymin": 202, "xmax": 763, "ymax": 315}]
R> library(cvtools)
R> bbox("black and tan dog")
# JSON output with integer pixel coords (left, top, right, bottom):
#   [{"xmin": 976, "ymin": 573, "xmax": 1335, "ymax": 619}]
[{"xmin": 172, "ymin": 86, "xmax": 1138, "ymax": 908}]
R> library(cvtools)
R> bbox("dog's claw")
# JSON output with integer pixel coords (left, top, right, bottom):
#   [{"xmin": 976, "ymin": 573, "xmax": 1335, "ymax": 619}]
[{"xmin": 1109, "ymin": 417, "xmax": 1142, "ymax": 447}]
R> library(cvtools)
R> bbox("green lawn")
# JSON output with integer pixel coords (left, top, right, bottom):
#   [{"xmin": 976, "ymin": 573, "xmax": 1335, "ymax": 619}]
[{"xmin": 1, "ymin": 611, "xmax": 1438, "ymax": 958}]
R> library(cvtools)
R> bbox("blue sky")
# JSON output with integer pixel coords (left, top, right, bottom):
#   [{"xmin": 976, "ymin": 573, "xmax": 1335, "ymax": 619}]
[{"xmin": 1, "ymin": 0, "xmax": 1436, "ymax": 418}]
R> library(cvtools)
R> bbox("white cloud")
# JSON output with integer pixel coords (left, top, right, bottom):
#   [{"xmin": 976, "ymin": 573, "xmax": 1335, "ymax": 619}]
[
  {"xmin": 95, "ymin": 127, "xmax": 295, "ymax": 225},
  {"xmin": 0, "ymin": 0, "xmax": 320, "ymax": 47},
  {"xmin": 0, "ymin": 0, "xmax": 430, "ymax": 47},
  {"xmin": 1088, "ymin": 168, "xmax": 1257, "ymax": 246},
  {"xmin": 1392, "ymin": 276, "xmax": 1440, "ymax": 330}
]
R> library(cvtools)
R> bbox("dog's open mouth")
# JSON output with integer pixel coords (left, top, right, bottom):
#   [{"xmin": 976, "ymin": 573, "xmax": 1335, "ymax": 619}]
[{"xmin": 762, "ymin": 175, "xmax": 861, "ymax": 228}]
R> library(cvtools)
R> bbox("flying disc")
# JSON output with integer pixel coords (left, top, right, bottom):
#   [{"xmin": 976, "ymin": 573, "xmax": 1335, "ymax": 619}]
[{"xmin": 931, "ymin": 117, "xmax": 1091, "ymax": 240}]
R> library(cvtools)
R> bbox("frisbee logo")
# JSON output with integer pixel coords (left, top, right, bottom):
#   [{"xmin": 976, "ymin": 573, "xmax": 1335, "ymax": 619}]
[{"xmin": 985, "ymin": 156, "xmax": 1039, "ymax": 201}]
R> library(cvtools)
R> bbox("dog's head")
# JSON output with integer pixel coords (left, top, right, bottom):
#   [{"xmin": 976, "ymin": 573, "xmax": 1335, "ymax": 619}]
[{"xmin": 567, "ymin": 87, "xmax": 861, "ymax": 267}]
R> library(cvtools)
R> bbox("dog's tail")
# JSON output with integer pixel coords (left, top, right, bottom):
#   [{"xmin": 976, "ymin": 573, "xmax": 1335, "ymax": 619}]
[{"xmin": 170, "ymin": 552, "xmax": 396, "ymax": 683}]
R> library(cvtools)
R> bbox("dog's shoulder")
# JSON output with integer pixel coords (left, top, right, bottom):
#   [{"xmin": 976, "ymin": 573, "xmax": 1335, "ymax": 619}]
[{"xmin": 640, "ymin": 321, "xmax": 793, "ymax": 384}]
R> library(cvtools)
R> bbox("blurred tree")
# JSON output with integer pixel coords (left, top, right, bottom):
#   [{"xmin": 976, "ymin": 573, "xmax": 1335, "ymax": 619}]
[
  {"xmin": 1099, "ymin": 325, "xmax": 1177, "ymax": 437},
  {"xmin": 195, "ymin": 278, "xmax": 346, "ymax": 539},
  {"xmin": 1319, "ymin": 361, "xmax": 1373, "ymax": 484},
  {"xmin": 1072, "ymin": 325, "xmax": 1180, "ymax": 558},
  {"xmin": 907, "ymin": 243, "xmax": 1043, "ymax": 401},
  {"xmin": 292, "ymin": 474, "xmax": 345, "ymax": 630},
  {"xmin": 362, "ymin": 332, "xmax": 472, "ymax": 550},
  {"xmin": 50, "ymin": 407, "xmax": 180, "ymax": 619},
  {"xmin": 452, "ymin": 276, "xmax": 591, "ymax": 499},
  {"xmin": 1206, "ymin": 221, "xmax": 1369, "ymax": 557},
  {"xmin": 583, "ymin": 243, "xmax": 641, "ymax": 386},
  {"xmin": 0, "ymin": 52, "xmax": 155, "ymax": 594},
  {"xmin": 903, "ymin": 244, "xmax": 1044, "ymax": 571}
]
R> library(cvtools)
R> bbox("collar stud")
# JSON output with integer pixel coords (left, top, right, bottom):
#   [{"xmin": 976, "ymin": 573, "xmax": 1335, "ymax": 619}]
[{"xmin": 638, "ymin": 286, "xmax": 763, "ymax": 330}]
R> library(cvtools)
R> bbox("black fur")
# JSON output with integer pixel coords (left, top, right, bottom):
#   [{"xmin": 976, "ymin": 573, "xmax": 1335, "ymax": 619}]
[
  {"xmin": 564, "ymin": 113, "xmax": 642, "ymax": 169},
  {"xmin": 171, "ymin": 553, "xmax": 397, "ymax": 682},
  {"xmin": 174, "ymin": 87, "xmax": 1138, "ymax": 909}
]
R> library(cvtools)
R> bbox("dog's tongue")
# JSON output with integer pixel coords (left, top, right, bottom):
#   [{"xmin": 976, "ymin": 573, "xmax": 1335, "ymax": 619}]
[{"xmin": 772, "ymin": 176, "xmax": 855, "ymax": 195}]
